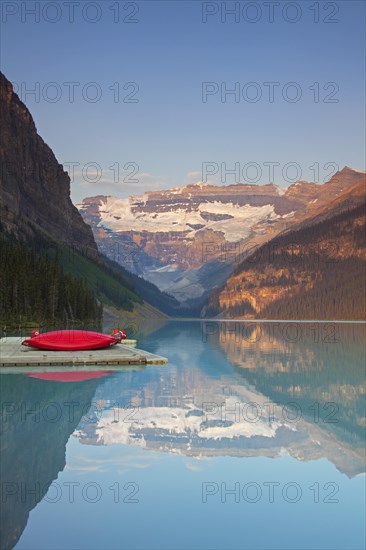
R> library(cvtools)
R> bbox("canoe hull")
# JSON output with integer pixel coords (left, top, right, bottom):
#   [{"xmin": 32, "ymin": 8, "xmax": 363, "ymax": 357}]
[{"xmin": 22, "ymin": 330, "xmax": 119, "ymax": 351}]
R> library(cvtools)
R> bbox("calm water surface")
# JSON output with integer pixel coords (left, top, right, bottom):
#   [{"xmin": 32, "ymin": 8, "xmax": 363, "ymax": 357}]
[{"xmin": 1, "ymin": 321, "xmax": 365, "ymax": 550}]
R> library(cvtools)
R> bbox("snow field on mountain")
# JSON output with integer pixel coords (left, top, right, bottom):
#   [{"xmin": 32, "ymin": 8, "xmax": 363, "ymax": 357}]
[{"xmin": 95, "ymin": 196, "xmax": 280, "ymax": 243}]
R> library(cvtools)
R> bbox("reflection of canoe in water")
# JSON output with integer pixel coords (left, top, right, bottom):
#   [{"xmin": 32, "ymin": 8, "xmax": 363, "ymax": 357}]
[
  {"xmin": 22, "ymin": 329, "xmax": 126, "ymax": 351},
  {"xmin": 24, "ymin": 371, "xmax": 114, "ymax": 382}
]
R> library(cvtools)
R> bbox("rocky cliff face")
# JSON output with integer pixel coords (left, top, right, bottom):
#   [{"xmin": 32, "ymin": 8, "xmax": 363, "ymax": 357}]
[
  {"xmin": 78, "ymin": 168, "xmax": 365, "ymax": 304},
  {"xmin": 0, "ymin": 72, "xmax": 97, "ymax": 255},
  {"xmin": 206, "ymin": 178, "xmax": 366, "ymax": 320}
]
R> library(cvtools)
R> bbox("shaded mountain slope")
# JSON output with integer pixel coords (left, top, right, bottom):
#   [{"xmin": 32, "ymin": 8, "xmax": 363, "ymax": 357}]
[
  {"xmin": 205, "ymin": 195, "xmax": 366, "ymax": 320},
  {"xmin": 0, "ymin": 72, "xmax": 179, "ymax": 321},
  {"xmin": 0, "ymin": 72, "xmax": 96, "ymax": 254}
]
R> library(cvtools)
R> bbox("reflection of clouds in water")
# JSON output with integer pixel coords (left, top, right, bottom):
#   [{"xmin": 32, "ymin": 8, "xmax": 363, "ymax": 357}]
[
  {"xmin": 67, "ymin": 442, "xmax": 166, "ymax": 474},
  {"xmin": 184, "ymin": 461, "xmax": 205, "ymax": 472},
  {"xmin": 65, "ymin": 464, "xmax": 106, "ymax": 473}
]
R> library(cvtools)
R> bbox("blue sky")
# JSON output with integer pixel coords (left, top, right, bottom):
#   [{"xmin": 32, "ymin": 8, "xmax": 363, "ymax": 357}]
[{"xmin": 1, "ymin": 0, "xmax": 365, "ymax": 202}]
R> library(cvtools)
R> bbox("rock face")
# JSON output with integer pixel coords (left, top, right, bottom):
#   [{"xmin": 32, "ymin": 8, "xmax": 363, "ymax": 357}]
[
  {"xmin": 78, "ymin": 168, "xmax": 366, "ymax": 304},
  {"xmin": 206, "ymin": 176, "xmax": 366, "ymax": 320},
  {"xmin": 0, "ymin": 72, "xmax": 97, "ymax": 255}
]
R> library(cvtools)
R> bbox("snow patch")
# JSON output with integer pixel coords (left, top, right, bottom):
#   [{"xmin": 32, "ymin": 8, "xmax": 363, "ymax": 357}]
[
  {"xmin": 274, "ymin": 185, "xmax": 286, "ymax": 196},
  {"xmin": 282, "ymin": 211, "xmax": 295, "ymax": 218},
  {"xmin": 96, "ymin": 197, "xmax": 281, "ymax": 243},
  {"xmin": 149, "ymin": 264, "xmax": 179, "ymax": 273}
]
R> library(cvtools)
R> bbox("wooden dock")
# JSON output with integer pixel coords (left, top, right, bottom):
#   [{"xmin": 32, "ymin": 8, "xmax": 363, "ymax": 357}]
[{"xmin": 0, "ymin": 337, "xmax": 168, "ymax": 368}]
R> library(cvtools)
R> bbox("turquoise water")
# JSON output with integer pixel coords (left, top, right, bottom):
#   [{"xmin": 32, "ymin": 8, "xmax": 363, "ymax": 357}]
[{"xmin": 1, "ymin": 321, "xmax": 365, "ymax": 550}]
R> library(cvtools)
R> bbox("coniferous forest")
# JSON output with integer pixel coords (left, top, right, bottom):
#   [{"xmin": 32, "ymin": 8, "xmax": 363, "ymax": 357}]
[
  {"xmin": 0, "ymin": 236, "xmax": 102, "ymax": 325},
  {"xmin": 0, "ymin": 222, "xmax": 183, "ymax": 326},
  {"xmin": 207, "ymin": 203, "xmax": 366, "ymax": 320}
]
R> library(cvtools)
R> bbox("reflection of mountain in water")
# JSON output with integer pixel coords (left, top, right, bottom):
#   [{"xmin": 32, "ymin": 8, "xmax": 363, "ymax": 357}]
[
  {"xmin": 0, "ymin": 375, "xmax": 102, "ymax": 550},
  {"xmin": 74, "ymin": 322, "xmax": 365, "ymax": 478},
  {"xmin": 217, "ymin": 322, "xmax": 366, "ymax": 445}
]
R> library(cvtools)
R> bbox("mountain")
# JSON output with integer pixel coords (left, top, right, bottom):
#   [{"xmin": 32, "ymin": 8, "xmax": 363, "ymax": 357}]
[
  {"xmin": 0, "ymin": 72, "xmax": 175, "ymax": 323},
  {"xmin": 3, "ymin": 68, "xmax": 364, "ymax": 320},
  {"xmin": 78, "ymin": 168, "xmax": 366, "ymax": 307},
  {"xmin": 0, "ymin": 72, "xmax": 96, "ymax": 255},
  {"xmin": 205, "ymin": 179, "xmax": 366, "ymax": 320}
]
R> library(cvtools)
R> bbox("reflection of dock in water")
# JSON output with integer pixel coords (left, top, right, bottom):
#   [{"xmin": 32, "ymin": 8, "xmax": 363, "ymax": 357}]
[{"xmin": 0, "ymin": 337, "xmax": 168, "ymax": 367}]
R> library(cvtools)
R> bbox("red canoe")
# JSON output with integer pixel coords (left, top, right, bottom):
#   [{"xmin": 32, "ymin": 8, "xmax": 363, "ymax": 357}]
[{"xmin": 22, "ymin": 330, "xmax": 123, "ymax": 351}]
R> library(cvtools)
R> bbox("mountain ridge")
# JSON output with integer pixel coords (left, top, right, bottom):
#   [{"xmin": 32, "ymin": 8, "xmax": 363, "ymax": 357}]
[
  {"xmin": 78, "ymin": 167, "xmax": 365, "ymax": 307},
  {"xmin": 205, "ymin": 198, "xmax": 366, "ymax": 320},
  {"xmin": 0, "ymin": 72, "xmax": 97, "ymax": 256},
  {"xmin": 0, "ymin": 71, "xmax": 178, "ymax": 322}
]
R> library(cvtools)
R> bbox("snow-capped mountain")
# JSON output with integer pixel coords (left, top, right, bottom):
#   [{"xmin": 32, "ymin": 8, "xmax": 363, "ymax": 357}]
[{"xmin": 77, "ymin": 168, "xmax": 365, "ymax": 305}]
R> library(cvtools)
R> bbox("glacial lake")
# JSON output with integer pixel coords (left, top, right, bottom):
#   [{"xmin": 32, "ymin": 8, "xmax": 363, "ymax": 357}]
[{"xmin": 1, "ymin": 321, "xmax": 365, "ymax": 550}]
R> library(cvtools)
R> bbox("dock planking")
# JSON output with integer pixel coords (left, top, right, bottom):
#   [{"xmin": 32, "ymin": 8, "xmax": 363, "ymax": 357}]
[{"xmin": 0, "ymin": 337, "xmax": 168, "ymax": 367}]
